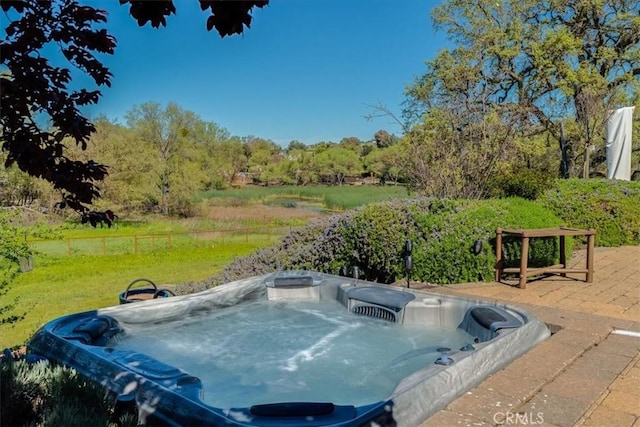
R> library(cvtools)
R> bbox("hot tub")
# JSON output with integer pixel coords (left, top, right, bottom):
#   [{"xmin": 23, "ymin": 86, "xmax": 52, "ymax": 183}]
[{"xmin": 28, "ymin": 271, "xmax": 550, "ymax": 426}]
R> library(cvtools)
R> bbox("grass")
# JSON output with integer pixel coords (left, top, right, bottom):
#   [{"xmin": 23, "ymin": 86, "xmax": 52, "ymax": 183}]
[
  {"xmin": 28, "ymin": 226, "xmax": 292, "ymax": 257},
  {"xmin": 198, "ymin": 184, "xmax": 411, "ymax": 210},
  {"xmin": 1, "ymin": 241, "xmax": 270, "ymax": 348}
]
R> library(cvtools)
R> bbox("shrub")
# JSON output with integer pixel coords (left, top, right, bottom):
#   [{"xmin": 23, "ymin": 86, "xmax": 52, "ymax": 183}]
[
  {"xmin": 409, "ymin": 198, "xmax": 566, "ymax": 283},
  {"xmin": 192, "ymin": 197, "xmax": 565, "ymax": 287},
  {"xmin": 539, "ymin": 179, "xmax": 640, "ymax": 246},
  {"xmin": 487, "ymin": 169, "xmax": 555, "ymax": 200},
  {"xmin": 1, "ymin": 210, "xmax": 32, "ymax": 326},
  {"xmin": 1, "ymin": 357, "xmax": 136, "ymax": 427}
]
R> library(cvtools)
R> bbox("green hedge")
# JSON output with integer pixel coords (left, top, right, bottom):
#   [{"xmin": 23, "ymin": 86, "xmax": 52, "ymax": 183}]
[
  {"xmin": 487, "ymin": 169, "xmax": 555, "ymax": 200},
  {"xmin": 539, "ymin": 179, "xmax": 640, "ymax": 246},
  {"xmin": 409, "ymin": 198, "xmax": 566, "ymax": 283},
  {"xmin": 188, "ymin": 197, "xmax": 566, "ymax": 288}
]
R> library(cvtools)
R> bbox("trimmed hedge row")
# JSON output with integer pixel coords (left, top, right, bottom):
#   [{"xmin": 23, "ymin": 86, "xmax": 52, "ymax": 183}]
[
  {"xmin": 539, "ymin": 179, "xmax": 640, "ymax": 246},
  {"xmin": 487, "ymin": 169, "xmax": 555, "ymax": 200},
  {"xmin": 185, "ymin": 197, "xmax": 565, "ymax": 289}
]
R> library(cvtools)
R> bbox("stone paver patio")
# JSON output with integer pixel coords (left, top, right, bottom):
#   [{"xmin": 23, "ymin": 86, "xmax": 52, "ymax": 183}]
[{"xmin": 410, "ymin": 245, "xmax": 640, "ymax": 427}]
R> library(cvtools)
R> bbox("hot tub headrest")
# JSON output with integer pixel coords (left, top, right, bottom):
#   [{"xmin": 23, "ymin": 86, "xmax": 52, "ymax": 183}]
[
  {"xmin": 468, "ymin": 306, "xmax": 522, "ymax": 332},
  {"xmin": 458, "ymin": 306, "xmax": 523, "ymax": 342},
  {"xmin": 264, "ymin": 271, "xmax": 322, "ymax": 288},
  {"xmin": 70, "ymin": 316, "xmax": 122, "ymax": 345},
  {"xmin": 346, "ymin": 286, "xmax": 415, "ymax": 312}
]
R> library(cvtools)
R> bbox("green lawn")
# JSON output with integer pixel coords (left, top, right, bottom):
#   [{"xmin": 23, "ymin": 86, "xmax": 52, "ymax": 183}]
[
  {"xmin": 1, "ymin": 241, "xmax": 268, "ymax": 348},
  {"xmin": 28, "ymin": 226, "xmax": 291, "ymax": 257}
]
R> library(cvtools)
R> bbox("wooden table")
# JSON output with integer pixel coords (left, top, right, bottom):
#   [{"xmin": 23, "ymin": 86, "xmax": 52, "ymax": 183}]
[{"xmin": 495, "ymin": 227, "xmax": 596, "ymax": 289}]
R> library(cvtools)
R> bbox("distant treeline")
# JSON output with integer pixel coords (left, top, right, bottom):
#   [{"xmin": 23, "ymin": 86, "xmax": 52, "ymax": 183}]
[{"xmin": 0, "ymin": 102, "xmax": 404, "ymax": 216}]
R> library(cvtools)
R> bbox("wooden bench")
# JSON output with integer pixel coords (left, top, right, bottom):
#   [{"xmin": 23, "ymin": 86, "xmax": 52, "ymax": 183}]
[{"xmin": 495, "ymin": 227, "xmax": 596, "ymax": 289}]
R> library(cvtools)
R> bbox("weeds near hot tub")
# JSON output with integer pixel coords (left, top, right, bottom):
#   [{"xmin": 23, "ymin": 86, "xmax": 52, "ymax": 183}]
[{"xmin": 1, "ymin": 356, "xmax": 137, "ymax": 427}]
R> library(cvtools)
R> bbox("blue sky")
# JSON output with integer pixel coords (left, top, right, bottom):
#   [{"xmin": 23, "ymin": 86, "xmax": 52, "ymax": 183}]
[{"xmin": 85, "ymin": 0, "xmax": 446, "ymax": 145}]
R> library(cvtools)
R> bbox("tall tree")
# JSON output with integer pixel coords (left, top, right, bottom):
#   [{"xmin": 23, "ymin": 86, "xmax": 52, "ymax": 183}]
[
  {"xmin": 373, "ymin": 130, "xmax": 398, "ymax": 148},
  {"xmin": 77, "ymin": 117, "xmax": 156, "ymax": 211},
  {"xmin": 364, "ymin": 144, "xmax": 406, "ymax": 184},
  {"xmin": 406, "ymin": 0, "xmax": 639, "ymax": 182},
  {"xmin": 288, "ymin": 149, "xmax": 320, "ymax": 185},
  {"xmin": 287, "ymin": 140, "xmax": 306, "ymax": 153},
  {"xmin": 1, "ymin": 0, "xmax": 268, "ymax": 211},
  {"xmin": 126, "ymin": 102, "xmax": 204, "ymax": 215},
  {"xmin": 245, "ymin": 137, "xmax": 282, "ymax": 183},
  {"xmin": 316, "ymin": 145, "xmax": 363, "ymax": 185},
  {"xmin": 339, "ymin": 137, "xmax": 363, "ymax": 151},
  {"xmin": 193, "ymin": 123, "xmax": 248, "ymax": 189},
  {"xmin": 212, "ymin": 138, "xmax": 250, "ymax": 188}
]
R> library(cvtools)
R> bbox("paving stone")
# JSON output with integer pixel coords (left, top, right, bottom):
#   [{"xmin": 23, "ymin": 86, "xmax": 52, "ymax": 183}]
[
  {"xmin": 600, "ymin": 390, "xmax": 640, "ymax": 416},
  {"xmin": 611, "ymin": 296, "xmax": 640, "ymax": 309},
  {"xmin": 581, "ymin": 404, "xmax": 637, "ymax": 427},
  {"xmin": 518, "ymin": 392, "xmax": 588, "ymax": 427},
  {"xmin": 570, "ymin": 351, "xmax": 632, "ymax": 382},
  {"xmin": 552, "ymin": 316, "xmax": 612, "ymax": 336},
  {"xmin": 567, "ymin": 287, "xmax": 605, "ymax": 298},
  {"xmin": 538, "ymin": 290, "xmax": 577, "ymax": 305},
  {"xmin": 461, "ymin": 288, "xmax": 506, "ymax": 298},
  {"xmin": 578, "ymin": 301, "xmax": 622, "ymax": 313},
  {"xmin": 491, "ymin": 410, "xmax": 555, "ymax": 427},
  {"xmin": 541, "ymin": 369, "xmax": 610, "ymax": 404},
  {"xmin": 527, "ymin": 305, "xmax": 571, "ymax": 321},
  {"xmin": 546, "ymin": 299, "xmax": 588, "ymax": 313},
  {"xmin": 509, "ymin": 339, "xmax": 584, "ymax": 373},
  {"xmin": 595, "ymin": 307, "xmax": 628, "ymax": 318},
  {"xmin": 622, "ymin": 290, "xmax": 640, "ymax": 300},
  {"xmin": 610, "ymin": 373, "xmax": 640, "ymax": 396},
  {"xmin": 623, "ymin": 304, "xmax": 640, "ymax": 323},
  {"xmin": 478, "ymin": 373, "xmax": 544, "ymax": 406},
  {"xmin": 594, "ymin": 334, "xmax": 640, "ymax": 358},
  {"xmin": 594, "ymin": 290, "xmax": 631, "ymax": 300},
  {"xmin": 506, "ymin": 294, "xmax": 545, "ymax": 305},
  {"xmin": 446, "ymin": 385, "xmax": 522, "ymax": 424},
  {"xmin": 476, "ymin": 341, "xmax": 583, "ymax": 404},
  {"xmin": 621, "ymin": 312, "xmax": 640, "ymax": 323},
  {"xmin": 579, "ymin": 293, "xmax": 618, "ymax": 304},
  {"xmin": 419, "ymin": 409, "xmax": 488, "ymax": 426},
  {"xmin": 550, "ymin": 329, "xmax": 602, "ymax": 350},
  {"xmin": 611, "ymin": 279, "xmax": 639, "ymax": 289},
  {"xmin": 613, "ymin": 320, "xmax": 640, "ymax": 331}
]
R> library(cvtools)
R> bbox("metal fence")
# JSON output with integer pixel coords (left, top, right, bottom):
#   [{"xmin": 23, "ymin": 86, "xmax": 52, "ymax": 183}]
[{"xmin": 27, "ymin": 226, "xmax": 292, "ymax": 257}]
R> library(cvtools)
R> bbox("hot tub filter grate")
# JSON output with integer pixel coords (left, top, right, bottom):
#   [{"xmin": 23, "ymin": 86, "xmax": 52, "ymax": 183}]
[
  {"xmin": 351, "ymin": 304, "xmax": 398, "ymax": 322},
  {"xmin": 346, "ymin": 286, "xmax": 415, "ymax": 323}
]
